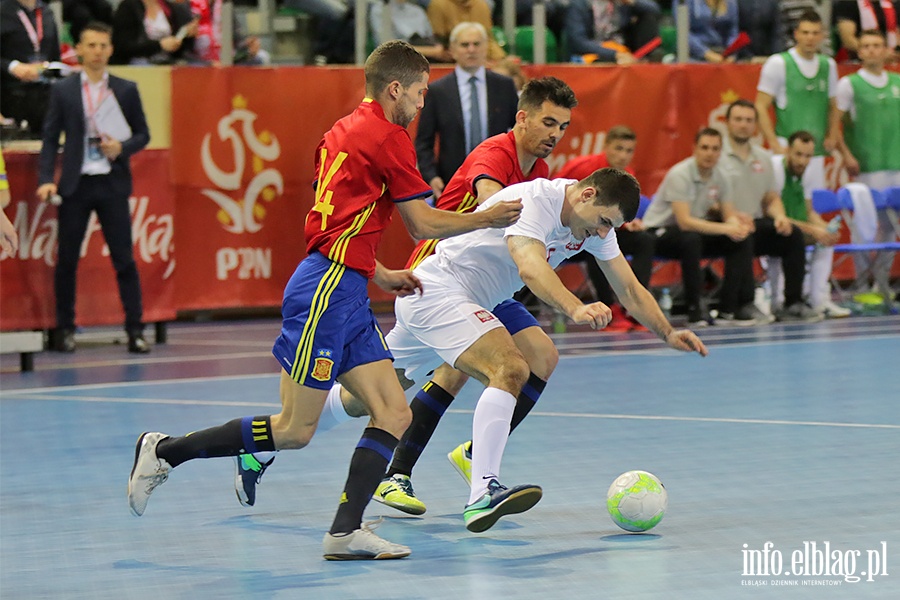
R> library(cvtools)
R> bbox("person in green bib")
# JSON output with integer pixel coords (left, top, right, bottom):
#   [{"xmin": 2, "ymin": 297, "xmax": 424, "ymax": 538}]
[
  {"xmin": 755, "ymin": 9, "xmax": 838, "ymax": 192},
  {"xmin": 767, "ymin": 131, "xmax": 851, "ymax": 318},
  {"xmin": 829, "ymin": 28, "xmax": 900, "ymax": 298}
]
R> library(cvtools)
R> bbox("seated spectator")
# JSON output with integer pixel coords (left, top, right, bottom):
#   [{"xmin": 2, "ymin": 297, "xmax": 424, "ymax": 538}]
[
  {"xmin": 566, "ymin": 0, "xmax": 661, "ymax": 65},
  {"xmin": 834, "ymin": 0, "xmax": 899, "ymax": 62},
  {"xmin": 189, "ymin": 0, "xmax": 270, "ymax": 65},
  {"xmin": 554, "ymin": 125, "xmax": 656, "ymax": 331},
  {"xmin": 641, "ymin": 128, "xmax": 755, "ymax": 326},
  {"xmin": 720, "ymin": 99, "xmax": 821, "ymax": 323},
  {"xmin": 736, "ymin": 0, "xmax": 786, "ymax": 58},
  {"xmin": 284, "ymin": 0, "xmax": 355, "ymax": 64},
  {"xmin": 111, "ymin": 0, "xmax": 198, "ymax": 65},
  {"xmin": 0, "ymin": 0, "xmax": 62, "ymax": 134},
  {"xmin": 491, "ymin": 0, "xmax": 568, "ymax": 46},
  {"xmin": 63, "ymin": 0, "xmax": 114, "ymax": 46},
  {"xmin": 369, "ymin": 0, "xmax": 453, "ymax": 62},
  {"xmin": 675, "ymin": 0, "xmax": 739, "ymax": 63},
  {"xmin": 427, "ymin": 0, "xmax": 506, "ymax": 60}
]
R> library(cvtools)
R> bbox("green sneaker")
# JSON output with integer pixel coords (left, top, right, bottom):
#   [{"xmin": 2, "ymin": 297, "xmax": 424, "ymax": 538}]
[
  {"xmin": 463, "ymin": 479, "xmax": 542, "ymax": 533},
  {"xmin": 447, "ymin": 440, "xmax": 472, "ymax": 484},
  {"xmin": 373, "ymin": 474, "xmax": 426, "ymax": 515}
]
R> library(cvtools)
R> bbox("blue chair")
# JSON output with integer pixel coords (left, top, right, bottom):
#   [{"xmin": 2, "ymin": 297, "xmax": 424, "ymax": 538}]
[
  {"xmin": 636, "ymin": 195, "xmax": 651, "ymax": 220},
  {"xmin": 811, "ymin": 187, "xmax": 900, "ymax": 302}
]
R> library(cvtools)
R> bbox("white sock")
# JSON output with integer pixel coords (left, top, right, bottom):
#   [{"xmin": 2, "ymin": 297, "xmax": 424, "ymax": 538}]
[
  {"xmin": 468, "ymin": 387, "xmax": 516, "ymax": 505},
  {"xmin": 808, "ymin": 246, "xmax": 834, "ymax": 309},
  {"xmin": 316, "ymin": 384, "xmax": 354, "ymax": 433}
]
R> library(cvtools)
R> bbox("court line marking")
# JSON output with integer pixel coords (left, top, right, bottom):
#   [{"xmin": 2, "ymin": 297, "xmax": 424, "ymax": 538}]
[
  {"xmin": 2, "ymin": 392, "xmax": 896, "ymax": 430},
  {"xmin": 3, "ymin": 331, "xmax": 898, "ymax": 395}
]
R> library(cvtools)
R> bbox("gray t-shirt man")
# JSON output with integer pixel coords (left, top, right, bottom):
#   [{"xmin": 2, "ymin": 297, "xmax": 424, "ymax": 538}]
[
  {"xmin": 720, "ymin": 138, "xmax": 779, "ymax": 218},
  {"xmin": 643, "ymin": 157, "xmax": 734, "ymax": 229}
]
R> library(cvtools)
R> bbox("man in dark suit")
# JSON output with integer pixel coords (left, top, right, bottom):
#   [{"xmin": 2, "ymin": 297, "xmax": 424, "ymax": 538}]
[
  {"xmin": 37, "ymin": 21, "xmax": 151, "ymax": 353},
  {"xmin": 415, "ymin": 22, "xmax": 518, "ymax": 200}
]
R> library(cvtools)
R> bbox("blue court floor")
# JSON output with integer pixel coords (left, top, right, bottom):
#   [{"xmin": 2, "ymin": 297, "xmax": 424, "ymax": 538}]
[{"xmin": 1, "ymin": 316, "xmax": 898, "ymax": 599}]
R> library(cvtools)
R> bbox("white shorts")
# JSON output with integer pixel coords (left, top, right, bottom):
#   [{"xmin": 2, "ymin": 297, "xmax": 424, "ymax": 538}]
[{"xmin": 387, "ymin": 272, "xmax": 505, "ymax": 384}]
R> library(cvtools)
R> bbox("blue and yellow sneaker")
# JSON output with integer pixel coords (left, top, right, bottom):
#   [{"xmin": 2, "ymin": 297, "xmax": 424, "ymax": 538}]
[
  {"xmin": 373, "ymin": 474, "xmax": 426, "ymax": 515},
  {"xmin": 447, "ymin": 440, "xmax": 472, "ymax": 484},
  {"xmin": 234, "ymin": 453, "xmax": 275, "ymax": 507},
  {"xmin": 463, "ymin": 479, "xmax": 542, "ymax": 533}
]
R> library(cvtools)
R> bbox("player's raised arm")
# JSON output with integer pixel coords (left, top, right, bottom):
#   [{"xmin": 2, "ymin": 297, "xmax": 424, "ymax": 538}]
[{"xmin": 395, "ymin": 197, "xmax": 522, "ymax": 241}]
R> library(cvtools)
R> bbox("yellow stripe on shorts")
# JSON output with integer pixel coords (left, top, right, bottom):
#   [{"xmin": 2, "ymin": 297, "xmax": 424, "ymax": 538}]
[{"xmin": 290, "ymin": 261, "xmax": 345, "ymax": 382}]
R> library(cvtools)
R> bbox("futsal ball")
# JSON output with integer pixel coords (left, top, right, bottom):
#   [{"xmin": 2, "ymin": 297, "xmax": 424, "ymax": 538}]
[{"xmin": 606, "ymin": 470, "xmax": 668, "ymax": 532}]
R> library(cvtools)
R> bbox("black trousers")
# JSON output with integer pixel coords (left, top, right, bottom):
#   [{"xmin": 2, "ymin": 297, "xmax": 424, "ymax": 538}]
[
  {"xmin": 650, "ymin": 227, "xmax": 754, "ymax": 313},
  {"xmin": 579, "ymin": 229, "xmax": 656, "ymax": 306},
  {"xmin": 746, "ymin": 217, "xmax": 807, "ymax": 308},
  {"xmin": 55, "ymin": 174, "xmax": 143, "ymax": 333}
]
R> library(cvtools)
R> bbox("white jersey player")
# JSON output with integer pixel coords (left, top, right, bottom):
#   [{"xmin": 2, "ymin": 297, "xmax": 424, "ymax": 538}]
[{"xmin": 381, "ymin": 168, "xmax": 709, "ymax": 533}]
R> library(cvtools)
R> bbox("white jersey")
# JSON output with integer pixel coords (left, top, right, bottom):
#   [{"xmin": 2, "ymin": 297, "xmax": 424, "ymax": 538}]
[{"xmin": 416, "ymin": 178, "xmax": 621, "ymax": 310}]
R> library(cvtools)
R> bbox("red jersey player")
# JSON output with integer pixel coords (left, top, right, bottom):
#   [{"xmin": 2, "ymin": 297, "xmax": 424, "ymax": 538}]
[{"xmin": 127, "ymin": 41, "xmax": 521, "ymax": 561}]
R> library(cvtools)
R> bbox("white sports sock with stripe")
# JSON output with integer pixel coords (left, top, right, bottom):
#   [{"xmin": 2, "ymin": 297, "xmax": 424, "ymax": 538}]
[{"xmin": 468, "ymin": 387, "xmax": 516, "ymax": 505}]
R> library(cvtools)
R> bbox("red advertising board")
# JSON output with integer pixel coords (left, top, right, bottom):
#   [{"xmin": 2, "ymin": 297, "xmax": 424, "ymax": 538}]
[{"xmin": 0, "ymin": 150, "xmax": 176, "ymax": 330}]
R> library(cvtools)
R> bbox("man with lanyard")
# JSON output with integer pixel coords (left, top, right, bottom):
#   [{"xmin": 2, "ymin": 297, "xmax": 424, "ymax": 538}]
[
  {"xmin": 0, "ymin": 0, "xmax": 61, "ymax": 134},
  {"xmin": 829, "ymin": 28, "xmax": 900, "ymax": 298},
  {"xmin": 755, "ymin": 9, "xmax": 838, "ymax": 192},
  {"xmin": 37, "ymin": 21, "xmax": 152, "ymax": 354}
]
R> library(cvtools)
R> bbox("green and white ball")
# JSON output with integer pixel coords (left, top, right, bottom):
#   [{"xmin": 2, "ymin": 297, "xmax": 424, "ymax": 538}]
[{"xmin": 606, "ymin": 470, "xmax": 668, "ymax": 532}]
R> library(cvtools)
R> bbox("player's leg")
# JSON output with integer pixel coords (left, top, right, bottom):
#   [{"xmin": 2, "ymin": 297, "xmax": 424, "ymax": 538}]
[
  {"xmin": 322, "ymin": 358, "xmax": 412, "ymax": 560},
  {"xmin": 128, "ymin": 370, "xmax": 326, "ymax": 517},
  {"xmin": 454, "ymin": 327, "xmax": 543, "ymax": 532},
  {"xmin": 446, "ymin": 301, "xmax": 558, "ymax": 485},
  {"xmin": 387, "ymin": 363, "xmax": 468, "ymax": 479}
]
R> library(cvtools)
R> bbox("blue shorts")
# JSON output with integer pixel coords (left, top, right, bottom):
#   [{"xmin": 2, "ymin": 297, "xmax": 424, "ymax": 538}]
[
  {"xmin": 493, "ymin": 298, "xmax": 539, "ymax": 336},
  {"xmin": 272, "ymin": 252, "xmax": 392, "ymax": 390}
]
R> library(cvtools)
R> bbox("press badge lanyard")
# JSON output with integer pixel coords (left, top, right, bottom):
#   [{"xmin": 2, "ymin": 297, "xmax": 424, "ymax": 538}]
[
  {"xmin": 82, "ymin": 78, "xmax": 111, "ymax": 135},
  {"xmin": 16, "ymin": 7, "xmax": 43, "ymax": 56}
]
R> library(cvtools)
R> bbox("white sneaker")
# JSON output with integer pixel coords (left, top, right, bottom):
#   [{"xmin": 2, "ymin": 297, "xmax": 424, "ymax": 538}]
[
  {"xmin": 818, "ymin": 300, "xmax": 851, "ymax": 319},
  {"xmin": 323, "ymin": 521, "xmax": 411, "ymax": 560},
  {"xmin": 127, "ymin": 432, "xmax": 172, "ymax": 516}
]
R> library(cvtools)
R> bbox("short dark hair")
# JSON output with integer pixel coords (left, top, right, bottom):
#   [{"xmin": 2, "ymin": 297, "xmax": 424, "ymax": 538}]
[
  {"xmin": 725, "ymin": 99, "xmax": 757, "ymax": 120},
  {"xmin": 795, "ymin": 9, "xmax": 822, "ymax": 28},
  {"xmin": 694, "ymin": 127, "xmax": 722, "ymax": 144},
  {"xmin": 788, "ymin": 130, "xmax": 815, "ymax": 146},
  {"xmin": 578, "ymin": 167, "xmax": 641, "ymax": 222},
  {"xmin": 364, "ymin": 40, "xmax": 430, "ymax": 96},
  {"xmin": 80, "ymin": 21, "xmax": 112, "ymax": 41},
  {"xmin": 858, "ymin": 29, "xmax": 887, "ymax": 42},
  {"xmin": 605, "ymin": 125, "xmax": 636, "ymax": 144},
  {"xmin": 518, "ymin": 77, "xmax": 578, "ymax": 112}
]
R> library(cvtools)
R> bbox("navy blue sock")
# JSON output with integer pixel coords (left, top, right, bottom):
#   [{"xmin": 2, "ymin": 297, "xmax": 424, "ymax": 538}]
[
  {"xmin": 156, "ymin": 416, "xmax": 275, "ymax": 468},
  {"xmin": 510, "ymin": 373, "xmax": 546, "ymax": 433},
  {"xmin": 386, "ymin": 382, "xmax": 455, "ymax": 477},
  {"xmin": 330, "ymin": 427, "xmax": 399, "ymax": 535}
]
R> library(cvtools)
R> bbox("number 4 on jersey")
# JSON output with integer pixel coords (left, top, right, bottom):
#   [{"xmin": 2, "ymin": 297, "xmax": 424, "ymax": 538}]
[{"xmin": 311, "ymin": 149, "xmax": 347, "ymax": 230}]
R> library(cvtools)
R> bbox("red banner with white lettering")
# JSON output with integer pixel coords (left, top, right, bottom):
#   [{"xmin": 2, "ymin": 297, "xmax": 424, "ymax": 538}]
[{"xmin": 0, "ymin": 150, "xmax": 176, "ymax": 330}]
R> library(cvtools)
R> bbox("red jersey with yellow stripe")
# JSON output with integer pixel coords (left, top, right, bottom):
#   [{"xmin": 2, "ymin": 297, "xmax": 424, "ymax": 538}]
[
  {"xmin": 405, "ymin": 131, "xmax": 548, "ymax": 269},
  {"xmin": 306, "ymin": 98, "xmax": 431, "ymax": 279}
]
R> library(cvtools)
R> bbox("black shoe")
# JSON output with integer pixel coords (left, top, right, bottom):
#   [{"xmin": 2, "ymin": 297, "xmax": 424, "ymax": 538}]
[
  {"xmin": 52, "ymin": 328, "xmax": 76, "ymax": 352},
  {"xmin": 128, "ymin": 334, "xmax": 151, "ymax": 354}
]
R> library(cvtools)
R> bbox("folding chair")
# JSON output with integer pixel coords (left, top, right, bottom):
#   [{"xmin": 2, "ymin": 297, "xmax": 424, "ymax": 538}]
[{"xmin": 811, "ymin": 187, "xmax": 900, "ymax": 303}]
